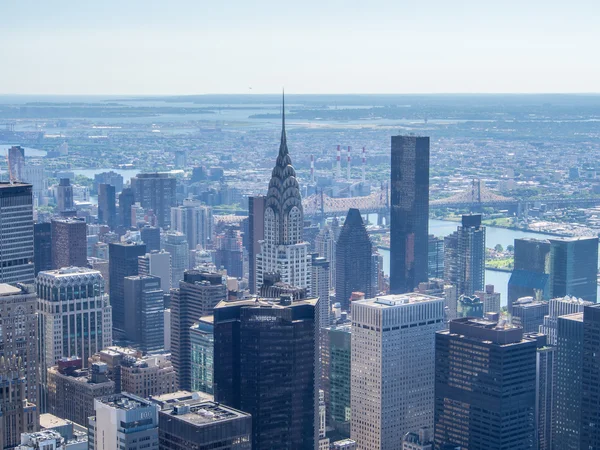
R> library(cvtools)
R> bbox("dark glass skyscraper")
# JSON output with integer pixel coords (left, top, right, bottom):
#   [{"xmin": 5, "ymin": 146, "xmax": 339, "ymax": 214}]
[
  {"xmin": 553, "ymin": 312, "xmax": 585, "ymax": 448},
  {"xmin": 0, "ymin": 183, "xmax": 34, "ymax": 284},
  {"xmin": 108, "ymin": 241, "xmax": 146, "ymax": 333},
  {"xmin": 508, "ymin": 238, "xmax": 551, "ymax": 314},
  {"xmin": 390, "ymin": 135, "xmax": 429, "ymax": 294},
  {"xmin": 213, "ymin": 297, "xmax": 318, "ymax": 450},
  {"xmin": 335, "ymin": 208, "xmax": 373, "ymax": 311},
  {"xmin": 34, "ymin": 222, "xmax": 52, "ymax": 276},
  {"xmin": 124, "ymin": 275, "xmax": 164, "ymax": 352},
  {"xmin": 581, "ymin": 304, "xmax": 600, "ymax": 448},
  {"xmin": 131, "ymin": 173, "xmax": 177, "ymax": 228},
  {"xmin": 98, "ymin": 183, "xmax": 117, "ymax": 230},
  {"xmin": 434, "ymin": 318, "xmax": 537, "ymax": 449},
  {"xmin": 51, "ymin": 217, "xmax": 88, "ymax": 269},
  {"xmin": 549, "ymin": 237, "xmax": 598, "ymax": 303},
  {"xmin": 444, "ymin": 214, "xmax": 486, "ymax": 296},
  {"xmin": 118, "ymin": 187, "xmax": 135, "ymax": 229},
  {"xmin": 140, "ymin": 226, "xmax": 161, "ymax": 252}
]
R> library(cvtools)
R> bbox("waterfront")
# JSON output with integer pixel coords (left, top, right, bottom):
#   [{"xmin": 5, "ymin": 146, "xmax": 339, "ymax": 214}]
[{"xmin": 378, "ymin": 219, "xmax": 600, "ymax": 306}]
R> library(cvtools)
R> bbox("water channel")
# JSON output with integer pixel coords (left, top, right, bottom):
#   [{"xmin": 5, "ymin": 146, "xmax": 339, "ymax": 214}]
[{"xmin": 376, "ymin": 219, "xmax": 600, "ymax": 307}]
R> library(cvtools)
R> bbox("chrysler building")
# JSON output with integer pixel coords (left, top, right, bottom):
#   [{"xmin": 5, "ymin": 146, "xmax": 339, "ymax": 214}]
[{"xmin": 255, "ymin": 95, "xmax": 311, "ymax": 292}]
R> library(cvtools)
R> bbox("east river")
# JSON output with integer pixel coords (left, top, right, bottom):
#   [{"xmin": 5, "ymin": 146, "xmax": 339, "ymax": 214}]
[{"xmin": 377, "ymin": 219, "xmax": 600, "ymax": 307}]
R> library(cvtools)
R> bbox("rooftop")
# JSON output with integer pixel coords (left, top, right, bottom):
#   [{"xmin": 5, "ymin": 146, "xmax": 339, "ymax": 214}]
[
  {"xmin": 39, "ymin": 267, "xmax": 101, "ymax": 277},
  {"xmin": 560, "ymin": 312, "xmax": 584, "ymax": 322},
  {"xmin": 214, "ymin": 296, "xmax": 318, "ymax": 310},
  {"xmin": 356, "ymin": 293, "xmax": 441, "ymax": 308},
  {"xmin": 0, "ymin": 284, "xmax": 25, "ymax": 296},
  {"xmin": 99, "ymin": 393, "xmax": 154, "ymax": 411},
  {"xmin": 162, "ymin": 401, "xmax": 250, "ymax": 426},
  {"xmin": 39, "ymin": 413, "xmax": 70, "ymax": 430},
  {"xmin": 150, "ymin": 391, "xmax": 213, "ymax": 409}
]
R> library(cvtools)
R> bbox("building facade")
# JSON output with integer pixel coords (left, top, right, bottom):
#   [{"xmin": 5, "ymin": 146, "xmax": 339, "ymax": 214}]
[
  {"xmin": 0, "ymin": 183, "xmax": 35, "ymax": 283},
  {"xmin": 171, "ymin": 200, "xmax": 213, "ymax": 250},
  {"xmin": 539, "ymin": 295, "xmax": 593, "ymax": 346},
  {"xmin": 351, "ymin": 294, "xmax": 444, "ymax": 450},
  {"xmin": 34, "ymin": 222, "xmax": 52, "ymax": 276},
  {"xmin": 434, "ymin": 318, "xmax": 537, "ymax": 450},
  {"xmin": 311, "ymin": 253, "xmax": 331, "ymax": 330},
  {"xmin": 0, "ymin": 284, "xmax": 38, "ymax": 406},
  {"xmin": 335, "ymin": 208, "xmax": 373, "ymax": 311},
  {"xmin": 171, "ymin": 271, "xmax": 226, "ymax": 390},
  {"xmin": 427, "ymin": 235, "xmax": 444, "ymax": 280},
  {"xmin": 97, "ymin": 184, "xmax": 116, "ymax": 230},
  {"xmin": 88, "ymin": 393, "xmax": 159, "ymax": 450},
  {"xmin": 108, "ymin": 242, "xmax": 146, "ymax": 333},
  {"xmin": 163, "ymin": 231, "xmax": 189, "ymax": 288},
  {"xmin": 247, "ymin": 195, "xmax": 265, "ymax": 294},
  {"xmin": 51, "ymin": 218, "xmax": 87, "ymax": 270},
  {"xmin": 158, "ymin": 399, "xmax": 251, "ymax": 450},
  {"xmin": 138, "ymin": 250, "xmax": 172, "ymax": 294},
  {"xmin": 124, "ymin": 275, "xmax": 164, "ymax": 352},
  {"xmin": 190, "ymin": 318, "xmax": 214, "ymax": 395},
  {"xmin": 390, "ymin": 136, "xmax": 429, "ymax": 294},
  {"xmin": 130, "ymin": 173, "xmax": 176, "ymax": 228},
  {"xmin": 581, "ymin": 304, "xmax": 600, "ymax": 448},
  {"xmin": 322, "ymin": 324, "xmax": 351, "ymax": 437},
  {"xmin": 444, "ymin": 214, "xmax": 486, "ymax": 296},
  {"xmin": 213, "ymin": 297, "xmax": 318, "ymax": 450},
  {"xmin": 549, "ymin": 237, "xmax": 598, "ymax": 303}
]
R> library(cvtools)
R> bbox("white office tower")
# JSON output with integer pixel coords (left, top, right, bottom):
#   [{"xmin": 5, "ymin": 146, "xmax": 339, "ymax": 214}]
[
  {"xmin": 255, "ymin": 96, "xmax": 311, "ymax": 292},
  {"xmin": 37, "ymin": 268, "xmax": 113, "ymax": 371},
  {"xmin": 163, "ymin": 231, "xmax": 189, "ymax": 288},
  {"xmin": 539, "ymin": 295, "xmax": 593, "ymax": 346},
  {"xmin": 138, "ymin": 250, "xmax": 172, "ymax": 293},
  {"xmin": 315, "ymin": 224, "xmax": 336, "ymax": 288},
  {"xmin": 351, "ymin": 293, "xmax": 444, "ymax": 450},
  {"xmin": 88, "ymin": 393, "xmax": 159, "ymax": 450},
  {"xmin": 311, "ymin": 254, "xmax": 331, "ymax": 329},
  {"xmin": 170, "ymin": 200, "xmax": 213, "ymax": 250}
]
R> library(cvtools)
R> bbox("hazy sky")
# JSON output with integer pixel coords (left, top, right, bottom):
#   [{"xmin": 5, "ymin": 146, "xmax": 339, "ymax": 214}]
[{"xmin": 1, "ymin": 0, "xmax": 598, "ymax": 95}]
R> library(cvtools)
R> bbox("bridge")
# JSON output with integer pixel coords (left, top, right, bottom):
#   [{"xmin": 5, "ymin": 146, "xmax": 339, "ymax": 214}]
[
  {"xmin": 303, "ymin": 189, "xmax": 389, "ymax": 218},
  {"xmin": 430, "ymin": 179, "xmax": 517, "ymax": 209}
]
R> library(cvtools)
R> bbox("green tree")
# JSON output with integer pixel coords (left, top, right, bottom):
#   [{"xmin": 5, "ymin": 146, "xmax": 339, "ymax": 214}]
[
  {"xmin": 507, "ymin": 244, "xmax": 514, "ymax": 252},
  {"xmin": 494, "ymin": 244, "xmax": 504, "ymax": 253}
]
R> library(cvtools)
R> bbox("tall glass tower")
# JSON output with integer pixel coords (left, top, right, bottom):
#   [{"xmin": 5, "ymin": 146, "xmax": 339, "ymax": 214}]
[{"xmin": 390, "ymin": 136, "xmax": 429, "ymax": 294}]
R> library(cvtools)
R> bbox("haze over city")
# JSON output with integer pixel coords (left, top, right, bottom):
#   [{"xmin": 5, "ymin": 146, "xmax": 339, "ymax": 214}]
[{"xmin": 1, "ymin": 0, "xmax": 599, "ymax": 95}]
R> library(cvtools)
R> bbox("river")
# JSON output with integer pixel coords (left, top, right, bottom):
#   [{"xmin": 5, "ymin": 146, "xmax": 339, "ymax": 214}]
[{"xmin": 377, "ymin": 219, "xmax": 600, "ymax": 306}]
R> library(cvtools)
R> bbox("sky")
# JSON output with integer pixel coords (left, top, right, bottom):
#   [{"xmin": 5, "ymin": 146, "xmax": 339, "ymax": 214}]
[{"xmin": 1, "ymin": 0, "xmax": 599, "ymax": 95}]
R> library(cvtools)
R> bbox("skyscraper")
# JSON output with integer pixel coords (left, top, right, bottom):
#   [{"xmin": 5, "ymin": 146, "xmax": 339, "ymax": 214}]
[
  {"xmin": 130, "ymin": 173, "xmax": 177, "ymax": 228},
  {"xmin": 390, "ymin": 135, "xmax": 429, "ymax": 294},
  {"xmin": 56, "ymin": 178, "xmax": 74, "ymax": 214},
  {"xmin": 140, "ymin": 225, "xmax": 161, "ymax": 252},
  {"xmin": 51, "ymin": 218, "xmax": 87, "ymax": 269},
  {"xmin": 163, "ymin": 231, "xmax": 189, "ymax": 288},
  {"xmin": 0, "ymin": 356, "xmax": 38, "ymax": 449},
  {"xmin": 170, "ymin": 200, "xmax": 213, "ymax": 250},
  {"xmin": 0, "ymin": 284, "xmax": 39, "ymax": 406},
  {"xmin": 322, "ymin": 324, "xmax": 351, "ymax": 437},
  {"xmin": 0, "ymin": 183, "xmax": 34, "ymax": 284},
  {"xmin": 507, "ymin": 238, "xmax": 551, "ymax": 313},
  {"xmin": 170, "ymin": 271, "xmax": 226, "ymax": 390},
  {"xmin": 255, "ymin": 98, "xmax": 311, "ymax": 292},
  {"xmin": 213, "ymin": 296, "xmax": 318, "ymax": 450},
  {"xmin": 311, "ymin": 253, "xmax": 331, "ymax": 329},
  {"xmin": 335, "ymin": 208, "xmax": 373, "ymax": 311},
  {"xmin": 434, "ymin": 318, "xmax": 537, "ymax": 450},
  {"xmin": 108, "ymin": 242, "xmax": 146, "ymax": 333},
  {"xmin": 315, "ymin": 223, "xmax": 337, "ymax": 288},
  {"xmin": 536, "ymin": 342, "xmax": 555, "ymax": 450},
  {"xmin": 89, "ymin": 393, "xmax": 159, "ymax": 450},
  {"xmin": 553, "ymin": 312, "xmax": 585, "ymax": 448},
  {"xmin": 444, "ymin": 214, "xmax": 486, "ymax": 296},
  {"xmin": 540, "ymin": 295, "xmax": 593, "ymax": 346},
  {"xmin": 97, "ymin": 183, "xmax": 116, "ymax": 230},
  {"xmin": 7, "ymin": 145, "xmax": 25, "ymax": 182},
  {"xmin": 37, "ymin": 267, "xmax": 112, "ymax": 406},
  {"xmin": 138, "ymin": 250, "xmax": 172, "ymax": 294},
  {"xmin": 33, "ymin": 222, "xmax": 52, "ymax": 276},
  {"xmin": 581, "ymin": 304, "xmax": 600, "ymax": 448},
  {"xmin": 247, "ymin": 195, "xmax": 265, "ymax": 294},
  {"xmin": 124, "ymin": 275, "xmax": 164, "ymax": 352},
  {"xmin": 428, "ymin": 234, "xmax": 444, "ymax": 280},
  {"xmin": 511, "ymin": 297, "xmax": 549, "ymax": 333},
  {"xmin": 549, "ymin": 236, "xmax": 598, "ymax": 303},
  {"xmin": 118, "ymin": 187, "xmax": 135, "ymax": 229},
  {"xmin": 158, "ymin": 397, "xmax": 252, "ymax": 450},
  {"xmin": 351, "ymin": 293, "xmax": 444, "ymax": 449},
  {"xmin": 190, "ymin": 318, "xmax": 214, "ymax": 395},
  {"xmin": 215, "ymin": 227, "xmax": 244, "ymax": 278}
]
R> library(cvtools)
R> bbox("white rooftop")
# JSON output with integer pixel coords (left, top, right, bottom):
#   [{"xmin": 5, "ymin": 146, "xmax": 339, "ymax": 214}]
[{"xmin": 357, "ymin": 293, "xmax": 441, "ymax": 308}]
